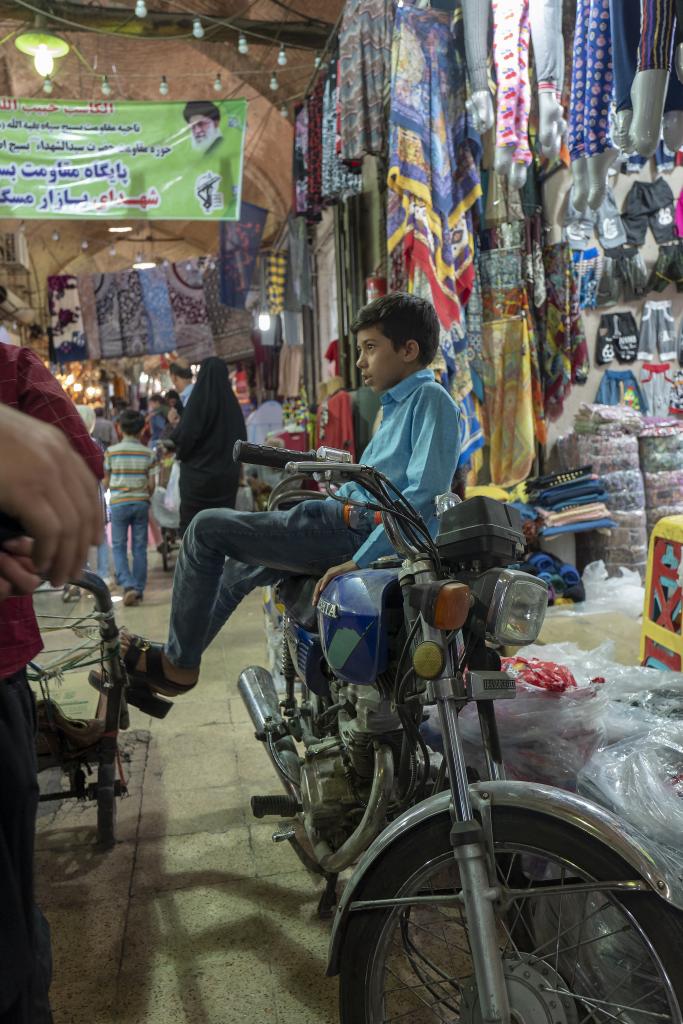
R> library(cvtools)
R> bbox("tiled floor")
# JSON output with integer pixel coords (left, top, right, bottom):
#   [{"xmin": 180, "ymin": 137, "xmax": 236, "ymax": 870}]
[{"xmin": 32, "ymin": 555, "xmax": 643, "ymax": 1023}]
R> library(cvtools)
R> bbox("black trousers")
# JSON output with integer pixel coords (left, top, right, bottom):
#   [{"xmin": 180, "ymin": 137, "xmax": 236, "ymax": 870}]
[{"xmin": 0, "ymin": 670, "xmax": 52, "ymax": 1024}]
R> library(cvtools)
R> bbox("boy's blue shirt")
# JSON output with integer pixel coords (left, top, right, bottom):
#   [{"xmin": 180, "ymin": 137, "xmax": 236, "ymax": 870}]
[{"xmin": 334, "ymin": 369, "xmax": 461, "ymax": 568}]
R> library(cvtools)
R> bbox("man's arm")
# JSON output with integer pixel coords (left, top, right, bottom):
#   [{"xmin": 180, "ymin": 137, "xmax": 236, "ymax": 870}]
[{"xmin": 0, "ymin": 403, "xmax": 103, "ymax": 590}]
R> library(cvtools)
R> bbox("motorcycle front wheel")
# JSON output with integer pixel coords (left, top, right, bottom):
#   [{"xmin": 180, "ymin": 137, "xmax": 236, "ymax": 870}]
[{"xmin": 339, "ymin": 807, "xmax": 683, "ymax": 1023}]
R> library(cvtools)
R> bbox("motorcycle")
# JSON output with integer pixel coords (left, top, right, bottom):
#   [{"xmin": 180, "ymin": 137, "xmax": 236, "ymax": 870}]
[{"xmin": 233, "ymin": 441, "xmax": 683, "ymax": 1024}]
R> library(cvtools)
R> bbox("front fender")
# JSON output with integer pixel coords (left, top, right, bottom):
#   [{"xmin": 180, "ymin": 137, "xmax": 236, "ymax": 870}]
[{"xmin": 327, "ymin": 779, "xmax": 683, "ymax": 976}]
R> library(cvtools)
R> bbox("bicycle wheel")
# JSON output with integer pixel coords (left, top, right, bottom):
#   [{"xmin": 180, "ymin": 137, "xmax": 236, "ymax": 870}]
[
  {"xmin": 96, "ymin": 758, "xmax": 117, "ymax": 848},
  {"xmin": 339, "ymin": 807, "xmax": 683, "ymax": 1023}
]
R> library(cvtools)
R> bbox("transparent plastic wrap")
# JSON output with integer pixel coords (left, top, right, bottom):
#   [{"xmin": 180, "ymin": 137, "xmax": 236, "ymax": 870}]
[
  {"xmin": 639, "ymin": 419, "xmax": 683, "ymax": 473},
  {"xmin": 456, "ymin": 677, "xmax": 607, "ymax": 790},
  {"xmin": 578, "ymin": 730, "xmax": 683, "ymax": 849},
  {"xmin": 576, "ymin": 512, "xmax": 648, "ymax": 579},
  {"xmin": 262, "ymin": 586, "xmax": 285, "ymax": 688},
  {"xmin": 573, "ymin": 402, "xmax": 644, "ymax": 435},
  {"xmin": 601, "ymin": 469, "xmax": 646, "ymax": 511},
  {"xmin": 556, "ymin": 430, "xmax": 641, "ymax": 475},
  {"xmin": 647, "ymin": 504, "xmax": 683, "ymax": 536},
  {"xmin": 644, "ymin": 470, "xmax": 683, "ymax": 507}
]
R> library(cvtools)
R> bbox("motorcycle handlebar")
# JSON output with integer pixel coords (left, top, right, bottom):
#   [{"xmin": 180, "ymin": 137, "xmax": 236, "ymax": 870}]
[{"xmin": 233, "ymin": 441, "xmax": 318, "ymax": 470}]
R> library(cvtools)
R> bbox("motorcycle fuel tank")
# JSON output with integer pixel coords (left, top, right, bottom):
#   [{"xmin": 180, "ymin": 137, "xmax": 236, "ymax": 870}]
[{"xmin": 318, "ymin": 569, "xmax": 402, "ymax": 686}]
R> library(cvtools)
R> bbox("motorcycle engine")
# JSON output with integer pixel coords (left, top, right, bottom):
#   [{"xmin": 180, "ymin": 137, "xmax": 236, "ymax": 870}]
[{"xmin": 336, "ymin": 681, "xmax": 402, "ymax": 779}]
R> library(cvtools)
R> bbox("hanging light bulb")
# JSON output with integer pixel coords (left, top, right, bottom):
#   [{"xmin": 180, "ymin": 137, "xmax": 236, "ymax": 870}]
[
  {"xmin": 238, "ymin": 33, "xmax": 248, "ymax": 55},
  {"xmin": 279, "ymin": 103, "xmax": 288, "ymax": 118},
  {"xmin": 213, "ymin": 73, "xmax": 222, "ymax": 93},
  {"xmin": 134, "ymin": 0, "xmax": 147, "ymax": 16},
  {"xmin": 277, "ymin": 45, "xmax": 287, "ymax": 66},
  {"xmin": 34, "ymin": 45, "xmax": 53, "ymax": 77},
  {"xmin": 81, "ymin": 239, "xmax": 89, "ymax": 251},
  {"xmin": 159, "ymin": 75, "xmax": 169, "ymax": 96},
  {"xmin": 269, "ymin": 72, "xmax": 278, "ymax": 92},
  {"xmin": 192, "ymin": 18, "xmax": 204, "ymax": 39},
  {"xmin": 109, "ymin": 244, "xmax": 116, "ymax": 257},
  {"xmin": 42, "ymin": 75, "xmax": 53, "ymax": 95},
  {"xmin": 101, "ymin": 75, "xmax": 111, "ymax": 97},
  {"xmin": 258, "ymin": 312, "xmax": 271, "ymax": 332},
  {"xmin": 314, "ymin": 53, "xmax": 322, "ymax": 69},
  {"xmin": 51, "ymin": 229, "xmax": 59, "ymax": 242}
]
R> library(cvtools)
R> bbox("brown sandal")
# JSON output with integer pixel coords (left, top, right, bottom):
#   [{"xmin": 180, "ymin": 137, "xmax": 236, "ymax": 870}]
[{"xmin": 88, "ymin": 634, "xmax": 196, "ymax": 719}]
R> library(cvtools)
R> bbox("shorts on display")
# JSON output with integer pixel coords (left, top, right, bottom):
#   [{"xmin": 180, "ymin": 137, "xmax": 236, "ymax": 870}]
[
  {"xmin": 595, "ymin": 311, "xmax": 639, "ymax": 365},
  {"xmin": 638, "ymin": 299, "xmax": 677, "ymax": 361},
  {"xmin": 597, "ymin": 247, "xmax": 648, "ymax": 306},
  {"xmin": 648, "ymin": 241, "xmax": 683, "ymax": 293},
  {"xmin": 622, "ymin": 178, "xmax": 676, "ymax": 246}
]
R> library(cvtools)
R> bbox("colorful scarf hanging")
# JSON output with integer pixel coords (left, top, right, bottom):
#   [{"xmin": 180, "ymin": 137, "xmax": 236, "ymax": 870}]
[
  {"xmin": 294, "ymin": 104, "xmax": 309, "ymax": 217},
  {"xmin": 165, "ymin": 261, "xmax": 214, "ymax": 363},
  {"xmin": 306, "ymin": 79, "xmax": 325, "ymax": 221},
  {"xmin": 481, "ymin": 317, "xmax": 536, "ymax": 487},
  {"xmin": 543, "ymin": 242, "xmax": 589, "ymax": 420},
  {"xmin": 138, "ymin": 266, "xmax": 176, "ymax": 354},
  {"xmin": 322, "ymin": 60, "xmax": 363, "ymax": 201},
  {"xmin": 47, "ymin": 275, "xmax": 87, "ymax": 364},
  {"xmin": 339, "ymin": 0, "xmax": 394, "ymax": 162}
]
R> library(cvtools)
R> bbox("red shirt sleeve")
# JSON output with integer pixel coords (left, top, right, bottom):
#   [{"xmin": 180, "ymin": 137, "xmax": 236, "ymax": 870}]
[{"xmin": 16, "ymin": 348, "xmax": 104, "ymax": 481}]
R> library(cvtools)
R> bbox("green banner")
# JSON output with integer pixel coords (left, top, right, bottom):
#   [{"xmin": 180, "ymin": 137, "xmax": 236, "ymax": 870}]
[{"xmin": 0, "ymin": 97, "xmax": 247, "ymax": 220}]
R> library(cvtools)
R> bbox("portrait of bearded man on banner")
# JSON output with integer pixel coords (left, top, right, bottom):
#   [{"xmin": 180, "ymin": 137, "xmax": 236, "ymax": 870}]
[{"xmin": 183, "ymin": 100, "xmax": 224, "ymax": 155}]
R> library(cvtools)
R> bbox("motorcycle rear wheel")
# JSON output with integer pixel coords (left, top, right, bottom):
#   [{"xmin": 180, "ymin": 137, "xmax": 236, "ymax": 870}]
[{"xmin": 339, "ymin": 806, "xmax": 683, "ymax": 1023}]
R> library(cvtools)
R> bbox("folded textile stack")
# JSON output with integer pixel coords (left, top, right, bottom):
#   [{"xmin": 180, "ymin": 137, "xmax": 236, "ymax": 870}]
[
  {"xmin": 526, "ymin": 470, "xmax": 616, "ymax": 538},
  {"xmin": 639, "ymin": 420, "xmax": 683, "ymax": 535},
  {"xmin": 573, "ymin": 402, "xmax": 644, "ymax": 436},
  {"xmin": 557, "ymin": 407, "xmax": 648, "ymax": 577}
]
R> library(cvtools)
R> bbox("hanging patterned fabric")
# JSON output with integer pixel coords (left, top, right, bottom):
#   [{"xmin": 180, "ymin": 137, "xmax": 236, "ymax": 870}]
[
  {"xmin": 543, "ymin": 242, "xmax": 590, "ymax": 420},
  {"xmin": 286, "ymin": 215, "xmax": 313, "ymax": 310},
  {"xmin": 77, "ymin": 273, "xmax": 100, "ymax": 360},
  {"xmin": 306, "ymin": 79, "xmax": 325, "ymax": 221},
  {"xmin": 138, "ymin": 265, "xmax": 176, "ymax": 354},
  {"xmin": 203, "ymin": 263, "xmax": 252, "ymax": 361},
  {"xmin": 322, "ymin": 60, "xmax": 363, "ymax": 202},
  {"xmin": 387, "ymin": 3, "xmax": 481, "ymax": 323},
  {"xmin": 116, "ymin": 270, "xmax": 149, "ymax": 356},
  {"xmin": 265, "ymin": 251, "xmax": 287, "ymax": 315},
  {"xmin": 466, "ymin": 259, "xmax": 485, "ymax": 399},
  {"xmin": 218, "ymin": 202, "xmax": 268, "ymax": 309},
  {"xmin": 481, "ymin": 317, "xmax": 536, "ymax": 486},
  {"xmin": 294, "ymin": 104, "xmax": 309, "ymax": 217},
  {"xmin": 93, "ymin": 274, "xmax": 123, "ymax": 359},
  {"xmin": 339, "ymin": 0, "xmax": 394, "ymax": 162},
  {"xmin": 457, "ymin": 392, "xmax": 486, "ymax": 470},
  {"xmin": 165, "ymin": 261, "xmax": 214, "ymax": 362},
  {"xmin": 47, "ymin": 275, "xmax": 87, "ymax": 365}
]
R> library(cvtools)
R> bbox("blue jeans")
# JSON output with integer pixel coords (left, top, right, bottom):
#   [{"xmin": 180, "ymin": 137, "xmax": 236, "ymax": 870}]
[
  {"xmin": 165, "ymin": 499, "xmax": 371, "ymax": 668},
  {"xmin": 110, "ymin": 501, "xmax": 149, "ymax": 595},
  {"xmin": 87, "ymin": 541, "xmax": 110, "ymax": 582}
]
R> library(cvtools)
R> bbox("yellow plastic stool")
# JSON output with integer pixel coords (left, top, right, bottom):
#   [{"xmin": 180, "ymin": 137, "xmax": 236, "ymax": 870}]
[{"xmin": 640, "ymin": 515, "xmax": 683, "ymax": 671}]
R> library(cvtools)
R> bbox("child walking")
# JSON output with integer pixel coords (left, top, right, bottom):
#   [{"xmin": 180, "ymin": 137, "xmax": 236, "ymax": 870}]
[{"xmin": 104, "ymin": 409, "xmax": 156, "ymax": 606}]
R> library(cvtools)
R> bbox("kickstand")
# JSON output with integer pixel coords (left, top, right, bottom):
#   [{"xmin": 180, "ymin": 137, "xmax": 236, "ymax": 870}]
[{"xmin": 317, "ymin": 872, "xmax": 339, "ymax": 920}]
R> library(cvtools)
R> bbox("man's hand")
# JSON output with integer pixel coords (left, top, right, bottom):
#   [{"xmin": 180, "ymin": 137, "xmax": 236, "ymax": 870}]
[
  {"xmin": 0, "ymin": 538, "xmax": 41, "ymax": 600},
  {"xmin": 313, "ymin": 560, "xmax": 358, "ymax": 607},
  {"xmin": 0, "ymin": 405, "xmax": 103, "ymax": 588}
]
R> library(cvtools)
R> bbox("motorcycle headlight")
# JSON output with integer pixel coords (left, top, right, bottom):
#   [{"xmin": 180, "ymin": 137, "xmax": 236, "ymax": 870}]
[{"xmin": 486, "ymin": 569, "xmax": 548, "ymax": 646}]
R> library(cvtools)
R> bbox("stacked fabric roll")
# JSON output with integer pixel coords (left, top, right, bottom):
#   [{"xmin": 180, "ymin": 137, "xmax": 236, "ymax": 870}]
[
  {"xmin": 639, "ymin": 420, "xmax": 683, "ymax": 536},
  {"xmin": 520, "ymin": 552, "xmax": 585, "ymax": 604},
  {"xmin": 558, "ymin": 403, "xmax": 648, "ymax": 578}
]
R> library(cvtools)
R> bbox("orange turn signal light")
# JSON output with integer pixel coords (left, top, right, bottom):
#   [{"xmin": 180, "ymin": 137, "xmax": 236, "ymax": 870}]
[{"xmin": 432, "ymin": 582, "xmax": 472, "ymax": 630}]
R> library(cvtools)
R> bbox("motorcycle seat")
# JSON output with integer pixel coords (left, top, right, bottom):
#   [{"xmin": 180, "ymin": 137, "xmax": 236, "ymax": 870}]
[{"xmin": 276, "ymin": 576, "xmax": 319, "ymax": 632}]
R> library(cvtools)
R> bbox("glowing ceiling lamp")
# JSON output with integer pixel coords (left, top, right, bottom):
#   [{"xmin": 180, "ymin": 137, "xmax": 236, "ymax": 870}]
[{"xmin": 15, "ymin": 31, "xmax": 69, "ymax": 78}]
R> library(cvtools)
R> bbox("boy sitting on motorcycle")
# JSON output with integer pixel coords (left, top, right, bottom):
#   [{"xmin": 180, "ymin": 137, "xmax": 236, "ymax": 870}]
[{"xmin": 96, "ymin": 293, "xmax": 461, "ymax": 703}]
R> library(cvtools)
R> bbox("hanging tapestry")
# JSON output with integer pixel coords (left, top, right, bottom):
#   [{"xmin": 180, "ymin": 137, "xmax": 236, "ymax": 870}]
[
  {"xmin": 294, "ymin": 104, "xmax": 309, "ymax": 216},
  {"xmin": 339, "ymin": 0, "xmax": 394, "ymax": 162},
  {"xmin": 543, "ymin": 242, "xmax": 590, "ymax": 420},
  {"xmin": 47, "ymin": 275, "xmax": 87, "ymax": 365},
  {"xmin": 322, "ymin": 61, "xmax": 363, "ymax": 201},
  {"xmin": 93, "ymin": 274, "xmax": 123, "ymax": 358},
  {"xmin": 218, "ymin": 201, "xmax": 268, "ymax": 309},
  {"xmin": 138, "ymin": 266, "xmax": 176, "ymax": 354},
  {"xmin": 165, "ymin": 260, "xmax": 214, "ymax": 362},
  {"xmin": 77, "ymin": 273, "xmax": 100, "ymax": 360},
  {"xmin": 117, "ymin": 270, "xmax": 149, "ymax": 356},
  {"xmin": 306, "ymin": 79, "xmax": 325, "ymax": 221}
]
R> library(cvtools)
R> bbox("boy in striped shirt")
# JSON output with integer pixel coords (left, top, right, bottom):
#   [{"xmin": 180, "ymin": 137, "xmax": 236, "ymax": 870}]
[{"xmin": 104, "ymin": 409, "xmax": 156, "ymax": 606}]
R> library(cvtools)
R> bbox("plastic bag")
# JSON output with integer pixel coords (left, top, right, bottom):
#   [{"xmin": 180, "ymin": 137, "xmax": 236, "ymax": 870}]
[
  {"xmin": 580, "ymin": 560, "xmax": 645, "ymax": 619},
  {"xmin": 151, "ymin": 486, "xmax": 180, "ymax": 530},
  {"xmin": 163, "ymin": 461, "xmax": 180, "ymax": 513},
  {"xmin": 578, "ymin": 730, "xmax": 683, "ymax": 849}
]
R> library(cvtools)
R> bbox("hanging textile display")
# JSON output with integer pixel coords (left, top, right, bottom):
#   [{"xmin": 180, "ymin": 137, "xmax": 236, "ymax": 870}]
[
  {"xmin": 294, "ymin": 104, "xmax": 309, "ymax": 217},
  {"xmin": 387, "ymin": 3, "xmax": 482, "ymax": 322},
  {"xmin": 218, "ymin": 201, "xmax": 268, "ymax": 309},
  {"xmin": 93, "ymin": 274, "xmax": 123, "ymax": 359},
  {"xmin": 116, "ymin": 270, "xmax": 149, "ymax": 357},
  {"xmin": 543, "ymin": 242, "xmax": 590, "ymax": 421},
  {"xmin": 287, "ymin": 216, "xmax": 313, "ymax": 309},
  {"xmin": 322, "ymin": 60, "xmax": 363, "ymax": 202},
  {"xmin": 165, "ymin": 261, "xmax": 215, "ymax": 362},
  {"xmin": 265, "ymin": 251, "xmax": 288, "ymax": 315},
  {"xmin": 481, "ymin": 317, "xmax": 536, "ymax": 486},
  {"xmin": 306, "ymin": 79, "xmax": 325, "ymax": 222},
  {"xmin": 47, "ymin": 275, "xmax": 88, "ymax": 365},
  {"xmin": 77, "ymin": 273, "xmax": 100, "ymax": 360},
  {"xmin": 339, "ymin": 0, "xmax": 394, "ymax": 163},
  {"xmin": 138, "ymin": 266, "xmax": 176, "ymax": 355}
]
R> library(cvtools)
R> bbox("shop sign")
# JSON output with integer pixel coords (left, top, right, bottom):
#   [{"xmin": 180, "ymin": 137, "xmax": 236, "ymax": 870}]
[{"xmin": 0, "ymin": 97, "xmax": 247, "ymax": 220}]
